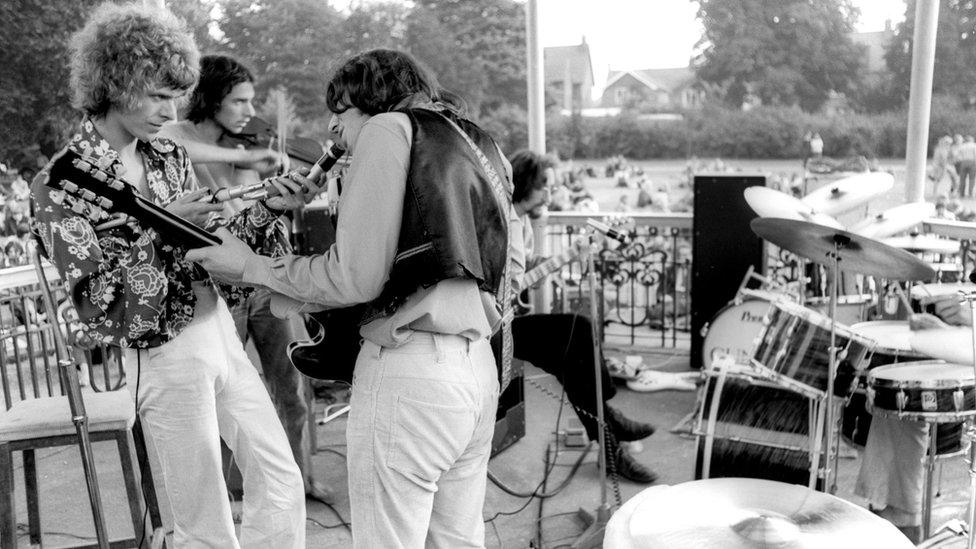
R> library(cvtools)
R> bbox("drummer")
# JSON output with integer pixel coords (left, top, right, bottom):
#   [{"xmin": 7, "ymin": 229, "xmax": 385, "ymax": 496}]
[{"xmin": 854, "ymin": 299, "xmax": 968, "ymax": 541}]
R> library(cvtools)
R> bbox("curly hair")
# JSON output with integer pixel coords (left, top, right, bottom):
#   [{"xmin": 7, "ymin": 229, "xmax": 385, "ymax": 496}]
[
  {"xmin": 69, "ymin": 2, "xmax": 199, "ymax": 117},
  {"xmin": 509, "ymin": 149, "xmax": 557, "ymax": 205},
  {"xmin": 185, "ymin": 54, "xmax": 254, "ymax": 123},
  {"xmin": 326, "ymin": 49, "xmax": 464, "ymax": 116}
]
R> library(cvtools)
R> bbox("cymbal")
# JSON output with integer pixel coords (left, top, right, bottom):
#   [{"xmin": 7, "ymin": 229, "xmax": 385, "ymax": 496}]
[
  {"xmin": 850, "ymin": 202, "xmax": 935, "ymax": 239},
  {"xmin": 883, "ymin": 235, "xmax": 961, "ymax": 255},
  {"xmin": 801, "ymin": 172, "xmax": 895, "ymax": 216},
  {"xmin": 743, "ymin": 187, "xmax": 843, "ymax": 229},
  {"xmin": 606, "ymin": 478, "xmax": 914, "ymax": 549},
  {"xmin": 751, "ymin": 218, "xmax": 936, "ymax": 280}
]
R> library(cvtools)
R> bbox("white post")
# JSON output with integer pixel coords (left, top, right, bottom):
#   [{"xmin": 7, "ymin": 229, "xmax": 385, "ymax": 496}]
[
  {"xmin": 525, "ymin": 0, "xmax": 551, "ymax": 313},
  {"xmin": 526, "ymin": 0, "xmax": 545, "ymax": 154},
  {"xmin": 904, "ymin": 0, "xmax": 940, "ymax": 203}
]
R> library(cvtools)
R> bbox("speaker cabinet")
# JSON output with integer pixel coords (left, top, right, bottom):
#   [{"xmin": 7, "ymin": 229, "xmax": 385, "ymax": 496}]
[{"xmin": 691, "ymin": 174, "xmax": 766, "ymax": 369}]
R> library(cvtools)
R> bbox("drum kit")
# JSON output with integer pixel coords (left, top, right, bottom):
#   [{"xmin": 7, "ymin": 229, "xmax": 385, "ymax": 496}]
[{"xmin": 677, "ymin": 172, "xmax": 976, "ymax": 548}]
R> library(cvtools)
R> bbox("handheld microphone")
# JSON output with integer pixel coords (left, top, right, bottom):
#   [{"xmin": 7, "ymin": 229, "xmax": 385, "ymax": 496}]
[
  {"xmin": 211, "ymin": 142, "xmax": 345, "ymax": 203},
  {"xmin": 586, "ymin": 218, "xmax": 631, "ymax": 245}
]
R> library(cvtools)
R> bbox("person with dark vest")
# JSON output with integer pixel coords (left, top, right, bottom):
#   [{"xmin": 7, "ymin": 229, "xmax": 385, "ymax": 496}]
[{"xmin": 187, "ymin": 48, "xmax": 513, "ymax": 548}]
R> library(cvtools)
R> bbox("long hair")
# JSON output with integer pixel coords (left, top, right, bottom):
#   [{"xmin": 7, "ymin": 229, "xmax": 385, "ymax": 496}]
[
  {"xmin": 69, "ymin": 2, "xmax": 199, "ymax": 117},
  {"xmin": 185, "ymin": 54, "xmax": 254, "ymax": 123},
  {"xmin": 510, "ymin": 149, "xmax": 557, "ymax": 205},
  {"xmin": 325, "ymin": 49, "xmax": 464, "ymax": 115}
]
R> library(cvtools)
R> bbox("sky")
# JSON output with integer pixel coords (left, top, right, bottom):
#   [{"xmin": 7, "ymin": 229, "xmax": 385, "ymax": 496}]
[
  {"xmin": 335, "ymin": 0, "xmax": 908, "ymax": 93},
  {"xmin": 538, "ymin": 0, "xmax": 907, "ymax": 92}
]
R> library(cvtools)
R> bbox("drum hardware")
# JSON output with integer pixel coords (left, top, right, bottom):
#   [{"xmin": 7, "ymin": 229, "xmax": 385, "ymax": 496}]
[
  {"xmin": 29, "ymin": 243, "xmax": 110, "ymax": 549},
  {"xmin": 751, "ymin": 217, "xmax": 936, "ymax": 494}
]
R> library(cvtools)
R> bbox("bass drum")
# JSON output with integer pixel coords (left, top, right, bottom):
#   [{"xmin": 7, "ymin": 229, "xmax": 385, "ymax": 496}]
[{"xmin": 700, "ymin": 290, "xmax": 784, "ymax": 368}]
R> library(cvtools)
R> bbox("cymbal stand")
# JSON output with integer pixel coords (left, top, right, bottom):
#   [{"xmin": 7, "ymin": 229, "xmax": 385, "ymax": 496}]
[
  {"xmin": 964, "ymin": 289, "xmax": 976, "ymax": 549},
  {"xmin": 571, "ymin": 239, "xmax": 612, "ymax": 549},
  {"xmin": 822, "ymin": 236, "xmax": 848, "ymax": 494},
  {"xmin": 31, "ymin": 245, "xmax": 110, "ymax": 549}
]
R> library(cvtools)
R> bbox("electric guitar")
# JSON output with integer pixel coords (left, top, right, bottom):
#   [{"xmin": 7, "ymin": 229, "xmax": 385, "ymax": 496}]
[
  {"xmin": 287, "ymin": 244, "xmax": 586, "ymax": 382},
  {"xmin": 44, "ymin": 150, "xmax": 221, "ymax": 249}
]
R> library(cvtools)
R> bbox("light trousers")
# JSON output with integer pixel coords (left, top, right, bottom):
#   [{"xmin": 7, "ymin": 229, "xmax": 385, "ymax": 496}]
[
  {"xmin": 855, "ymin": 414, "xmax": 927, "ymax": 524},
  {"xmin": 347, "ymin": 333, "xmax": 499, "ymax": 548},
  {"xmin": 123, "ymin": 285, "xmax": 305, "ymax": 548}
]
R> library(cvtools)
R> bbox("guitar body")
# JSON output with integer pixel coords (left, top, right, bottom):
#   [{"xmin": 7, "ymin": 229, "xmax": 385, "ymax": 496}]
[{"xmin": 287, "ymin": 304, "xmax": 366, "ymax": 383}]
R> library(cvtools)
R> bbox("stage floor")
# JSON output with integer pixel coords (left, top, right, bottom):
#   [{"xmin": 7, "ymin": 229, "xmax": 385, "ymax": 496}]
[{"xmin": 7, "ymin": 350, "xmax": 973, "ymax": 548}]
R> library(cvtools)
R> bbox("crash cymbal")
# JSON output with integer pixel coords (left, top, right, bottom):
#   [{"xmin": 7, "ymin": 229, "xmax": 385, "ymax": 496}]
[
  {"xmin": 751, "ymin": 218, "xmax": 936, "ymax": 280},
  {"xmin": 801, "ymin": 172, "xmax": 895, "ymax": 216},
  {"xmin": 850, "ymin": 202, "xmax": 935, "ymax": 239},
  {"xmin": 883, "ymin": 235, "xmax": 961, "ymax": 255},
  {"xmin": 743, "ymin": 187, "xmax": 843, "ymax": 229},
  {"xmin": 606, "ymin": 478, "xmax": 914, "ymax": 549}
]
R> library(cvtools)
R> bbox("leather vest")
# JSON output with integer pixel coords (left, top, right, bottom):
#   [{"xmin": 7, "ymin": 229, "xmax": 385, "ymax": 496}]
[{"xmin": 361, "ymin": 108, "xmax": 510, "ymax": 321}]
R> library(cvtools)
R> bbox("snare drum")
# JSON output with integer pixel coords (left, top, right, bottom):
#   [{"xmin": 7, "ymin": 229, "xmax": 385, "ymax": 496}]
[
  {"xmin": 701, "ymin": 290, "xmax": 792, "ymax": 368},
  {"xmin": 751, "ymin": 300, "xmax": 875, "ymax": 398},
  {"xmin": 867, "ymin": 361, "xmax": 976, "ymax": 422}
]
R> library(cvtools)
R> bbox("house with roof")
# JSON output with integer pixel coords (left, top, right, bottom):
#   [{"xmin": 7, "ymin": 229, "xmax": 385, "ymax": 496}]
[
  {"xmin": 544, "ymin": 38, "xmax": 595, "ymax": 113},
  {"xmin": 599, "ymin": 68, "xmax": 704, "ymax": 112}
]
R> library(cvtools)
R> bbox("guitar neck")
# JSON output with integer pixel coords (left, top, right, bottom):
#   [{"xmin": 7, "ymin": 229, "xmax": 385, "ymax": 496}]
[
  {"xmin": 131, "ymin": 193, "xmax": 221, "ymax": 248},
  {"xmin": 521, "ymin": 248, "xmax": 578, "ymax": 289}
]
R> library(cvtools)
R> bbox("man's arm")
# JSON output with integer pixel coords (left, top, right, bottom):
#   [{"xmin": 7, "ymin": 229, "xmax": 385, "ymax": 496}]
[
  {"xmin": 30, "ymin": 163, "xmax": 170, "ymax": 346},
  {"xmin": 190, "ymin": 113, "xmax": 410, "ymax": 309}
]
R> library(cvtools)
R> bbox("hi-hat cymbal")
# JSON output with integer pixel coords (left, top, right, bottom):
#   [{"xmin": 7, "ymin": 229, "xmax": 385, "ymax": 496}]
[
  {"xmin": 801, "ymin": 172, "xmax": 895, "ymax": 216},
  {"xmin": 850, "ymin": 202, "xmax": 935, "ymax": 239},
  {"xmin": 743, "ymin": 187, "xmax": 843, "ymax": 229},
  {"xmin": 751, "ymin": 218, "xmax": 936, "ymax": 280},
  {"xmin": 606, "ymin": 478, "xmax": 914, "ymax": 549},
  {"xmin": 883, "ymin": 235, "xmax": 961, "ymax": 255}
]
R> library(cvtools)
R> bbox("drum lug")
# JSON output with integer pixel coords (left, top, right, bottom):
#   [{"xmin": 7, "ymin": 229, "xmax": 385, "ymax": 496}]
[
  {"xmin": 954, "ymin": 389, "xmax": 965, "ymax": 412},
  {"xmin": 896, "ymin": 390, "xmax": 908, "ymax": 412},
  {"xmin": 700, "ymin": 321, "xmax": 711, "ymax": 338},
  {"xmin": 867, "ymin": 387, "xmax": 877, "ymax": 410}
]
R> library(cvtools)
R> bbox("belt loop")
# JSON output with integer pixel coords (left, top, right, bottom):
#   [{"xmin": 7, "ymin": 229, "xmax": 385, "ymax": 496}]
[{"xmin": 433, "ymin": 334, "xmax": 446, "ymax": 363}]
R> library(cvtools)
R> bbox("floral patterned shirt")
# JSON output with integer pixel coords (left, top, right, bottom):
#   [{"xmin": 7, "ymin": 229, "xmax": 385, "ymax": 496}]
[{"xmin": 30, "ymin": 119, "xmax": 289, "ymax": 349}]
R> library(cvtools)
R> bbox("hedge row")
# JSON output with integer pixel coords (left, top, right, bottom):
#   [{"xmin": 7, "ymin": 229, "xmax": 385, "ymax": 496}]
[{"xmin": 479, "ymin": 98, "xmax": 976, "ymax": 160}]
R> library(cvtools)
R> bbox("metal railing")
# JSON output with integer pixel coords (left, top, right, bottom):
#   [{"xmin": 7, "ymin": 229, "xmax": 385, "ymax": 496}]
[{"xmin": 536, "ymin": 211, "xmax": 693, "ymax": 351}]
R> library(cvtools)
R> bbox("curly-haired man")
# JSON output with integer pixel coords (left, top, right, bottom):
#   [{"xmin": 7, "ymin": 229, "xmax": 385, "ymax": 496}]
[{"xmin": 29, "ymin": 3, "xmax": 313, "ymax": 546}]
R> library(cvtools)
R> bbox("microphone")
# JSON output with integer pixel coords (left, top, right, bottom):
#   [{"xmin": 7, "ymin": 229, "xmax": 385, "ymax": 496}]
[
  {"xmin": 586, "ymin": 218, "xmax": 631, "ymax": 245},
  {"xmin": 211, "ymin": 142, "xmax": 345, "ymax": 203}
]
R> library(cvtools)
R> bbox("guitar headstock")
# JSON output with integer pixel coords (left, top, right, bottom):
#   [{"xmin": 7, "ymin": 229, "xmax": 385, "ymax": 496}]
[{"xmin": 45, "ymin": 150, "xmax": 136, "ymax": 225}]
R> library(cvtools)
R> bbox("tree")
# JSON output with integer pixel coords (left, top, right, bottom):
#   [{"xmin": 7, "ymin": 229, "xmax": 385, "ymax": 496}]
[
  {"xmin": 692, "ymin": 0, "xmax": 864, "ymax": 112},
  {"xmin": 217, "ymin": 0, "xmax": 346, "ymax": 121},
  {"xmin": 884, "ymin": 0, "xmax": 976, "ymax": 109},
  {"xmin": 404, "ymin": 0, "xmax": 526, "ymax": 117},
  {"xmin": 0, "ymin": 0, "xmax": 102, "ymax": 164}
]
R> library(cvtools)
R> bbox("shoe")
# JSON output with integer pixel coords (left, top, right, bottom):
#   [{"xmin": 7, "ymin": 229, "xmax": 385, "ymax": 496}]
[
  {"xmin": 608, "ymin": 445, "xmax": 657, "ymax": 484},
  {"xmin": 305, "ymin": 480, "xmax": 338, "ymax": 505},
  {"xmin": 607, "ymin": 405, "xmax": 655, "ymax": 442}
]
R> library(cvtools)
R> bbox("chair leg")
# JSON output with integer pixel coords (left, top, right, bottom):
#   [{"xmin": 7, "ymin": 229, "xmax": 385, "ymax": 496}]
[
  {"xmin": 0, "ymin": 443, "xmax": 15, "ymax": 549},
  {"xmin": 116, "ymin": 431, "xmax": 145, "ymax": 546},
  {"xmin": 23, "ymin": 449, "xmax": 41, "ymax": 545},
  {"xmin": 132, "ymin": 419, "xmax": 163, "ymax": 532}
]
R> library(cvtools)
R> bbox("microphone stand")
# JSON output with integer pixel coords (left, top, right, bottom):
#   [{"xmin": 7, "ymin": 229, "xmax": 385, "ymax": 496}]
[
  {"xmin": 572, "ymin": 236, "xmax": 612, "ymax": 549},
  {"xmin": 31, "ymin": 245, "xmax": 110, "ymax": 549}
]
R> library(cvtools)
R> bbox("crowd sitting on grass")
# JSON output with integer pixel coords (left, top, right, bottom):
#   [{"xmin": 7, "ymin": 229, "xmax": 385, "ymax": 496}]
[{"xmin": 0, "ymin": 164, "xmax": 36, "ymax": 269}]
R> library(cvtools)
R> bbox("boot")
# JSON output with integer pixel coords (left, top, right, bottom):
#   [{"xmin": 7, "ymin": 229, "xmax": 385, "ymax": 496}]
[
  {"xmin": 607, "ymin": 444, "xmax": 657, "ymax": 484},
  {"xmin": 607, "ymin": 405, "xmax": 656, "ymax": 442}
]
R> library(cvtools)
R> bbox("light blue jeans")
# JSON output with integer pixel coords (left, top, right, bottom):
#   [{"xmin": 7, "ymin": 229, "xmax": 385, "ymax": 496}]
[{"xmin": 347, "ymin": 333, "xmax": 499, "ymax": 548}]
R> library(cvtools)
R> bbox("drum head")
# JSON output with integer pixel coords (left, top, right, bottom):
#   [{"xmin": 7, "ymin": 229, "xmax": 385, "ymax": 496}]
[
  {"xmin": 869, "ymin": 360, "xmax": 971, "ymax": 387},
  {"xmin": 702, "ymin": 299, "xmax": 771, "ymax": 368},
  {"xmin": 851, "ymin": 321, "xmax": 915, "ymax": 353}
]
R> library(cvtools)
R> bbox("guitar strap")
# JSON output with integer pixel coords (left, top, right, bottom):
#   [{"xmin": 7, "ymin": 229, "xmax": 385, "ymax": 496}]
[{"xmin": 441, "ymin": 113, "xmax": 516, "ymax": 390}]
